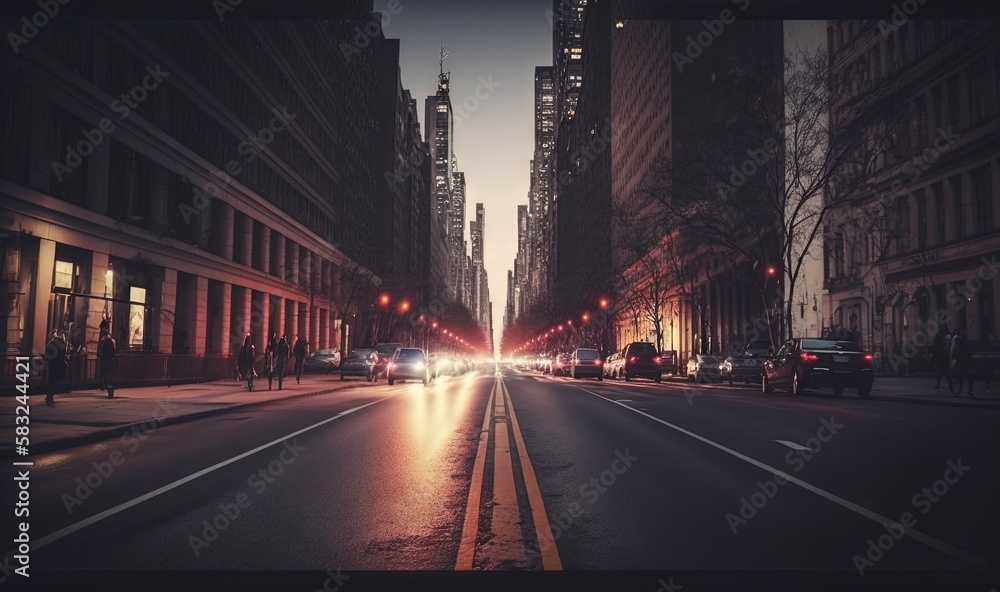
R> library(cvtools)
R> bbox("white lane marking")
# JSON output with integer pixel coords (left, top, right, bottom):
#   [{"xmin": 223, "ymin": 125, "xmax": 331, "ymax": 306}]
[
  {"xmin": 25, "ymin": 396, "xmax": 396, "ymax": 553},
  {"xmin": 774, "ymin": 439, "xmax": 813, "ymax": 451},
  {"xmin": 576, "ymin": 387, "xmax": 989, "ymax": 567},
  {"xmin": 615, "ymin": 400, "xmax": 633, "ymax": 403}
]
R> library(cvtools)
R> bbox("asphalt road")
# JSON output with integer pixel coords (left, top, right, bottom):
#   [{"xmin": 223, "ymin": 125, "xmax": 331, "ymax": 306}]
[{"xmin": 6, "ymin": 366, "xmax": 999, "ymax": 587}]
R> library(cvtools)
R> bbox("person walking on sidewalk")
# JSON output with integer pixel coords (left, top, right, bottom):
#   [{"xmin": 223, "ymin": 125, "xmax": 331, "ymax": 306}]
[
  {"xmin": 950, "ymin": 328, "xmax": 974, "ymax": 396},
  {"xmin": 238, "ymin": 334, "xmax": 256, "ymax": 390},
  {"xmin": 933, "ymin": 327, "xmax": 950, "ymax": 389},
  {"xmin": 44, "ymin": 331, "xmax": 68, "ymax": 406},
  {"xmin": 264, "ymin": 334, "xmax": 278, "ymax": 390},
  {"xmin": 275, "ymin": 335, "xmax": 290, "ymax": 390},
  {"xmin": 293, "ymin": 336, "xmax": 307, "ymax": 384},
  {"xmin": 98, "ymin": 321, "xmax": 117, "ymax": 398}
]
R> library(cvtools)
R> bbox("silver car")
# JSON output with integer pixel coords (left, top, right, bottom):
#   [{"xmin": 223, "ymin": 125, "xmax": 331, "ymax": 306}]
[{"xmin": 687, "ymin": 355, "xmax": 722, "ymax": 383}]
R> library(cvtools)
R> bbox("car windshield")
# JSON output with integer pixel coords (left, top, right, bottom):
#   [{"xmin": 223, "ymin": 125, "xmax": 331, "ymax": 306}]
[
  {"xmin": 348, "ymin": 350, "xmax": 374, "ymax": 360},
  {"xmin": 630, "ymin": 343, "xmax": 657, "ymax": 353},
  {"xmin": 801, "ymin": 339, "xmax": 862, "ymax": 351},
  {"xmin": 576, "ymin": 349, "xmax": 600, "ymax": 360},
  {"xmin": 396, "ymin": 349, "xmax": 424, "ymax": 360}
]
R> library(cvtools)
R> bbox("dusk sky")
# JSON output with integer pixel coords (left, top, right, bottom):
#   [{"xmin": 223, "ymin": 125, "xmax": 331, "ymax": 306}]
[{"xmin": 373, "ymin": 0, "xmax": 551, "ymax": 350}]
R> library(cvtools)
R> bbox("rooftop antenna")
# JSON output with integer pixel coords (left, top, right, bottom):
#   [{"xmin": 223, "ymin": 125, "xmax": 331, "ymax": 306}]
[{"xmin": 438, "ymin": 44, "xmax": 450, "ymax": 89}]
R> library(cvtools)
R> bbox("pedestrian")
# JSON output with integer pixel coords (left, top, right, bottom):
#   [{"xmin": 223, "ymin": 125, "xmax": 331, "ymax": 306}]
[
  {"xmin": 238, "ymin": 334, "xmax": 256, "ymax": 386},
  {"xmin": 950, "ymin": 328, "xmax": 973, "ymax": 396},
  {"xmin": 98, "ymin": 321, "xmax": 117, "ymax": 398},
  {"xmin": 932, "ymin": 328, "xmax": 949, "ymax": 389},
  {"xmin": 44, "ymin": 331, "xmax": 68, "ymax": 406},
  {"xmin": 265, "ymin": 333, "xmax": 278, "ymax": 390},
  {"xmin": 275, "ymin": 335, "xmax": 290, "ymax": 390},
  {"xmin": 293, "ymin": 336, "xmax": 307, "ymax": 383}
]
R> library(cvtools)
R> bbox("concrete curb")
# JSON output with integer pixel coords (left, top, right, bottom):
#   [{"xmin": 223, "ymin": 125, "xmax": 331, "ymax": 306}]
[{"xmin": 1, "ymin": 383, "xmax": 359, "ymax": 459}]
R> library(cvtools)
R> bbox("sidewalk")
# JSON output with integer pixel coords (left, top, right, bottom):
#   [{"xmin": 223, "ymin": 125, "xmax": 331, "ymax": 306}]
[
  {"xmin": 662, "ymin": 375, "xmax": 1000, "ymax": 408},
  {"xmin": 0, "ymin": 372, "xmax": 374, "ymax": 457}
]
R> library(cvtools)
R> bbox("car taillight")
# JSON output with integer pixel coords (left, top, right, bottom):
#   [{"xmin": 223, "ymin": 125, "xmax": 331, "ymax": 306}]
[
  {"xmin": 595, "ymin": 359, "xmax": 602, "ymax": 365},
  {"xmin": 863, "ymin": 352, "xmax": 873, "ymax": 363},
  {"xmin": 800, "ymin": 352, "xmax": 819, "ymax": 363},
  {"xmin": 628, "ymin": 356, "xmax": 637, "ymax": 363},
  {"xmin": 653, "ymin": 357, "xmax": 662, "ymax": 365}
]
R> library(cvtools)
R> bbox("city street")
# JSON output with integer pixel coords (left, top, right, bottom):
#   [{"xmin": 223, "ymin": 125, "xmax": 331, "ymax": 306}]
[{"xmin": 7, "ymin": 366, "xmax": 999, "ymax": 588}]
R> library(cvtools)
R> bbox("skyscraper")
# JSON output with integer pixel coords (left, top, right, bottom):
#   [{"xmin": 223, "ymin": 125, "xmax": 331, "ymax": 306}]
[
  {"xmin": 424, "ymin": 47, "xmax": 455, "ymax": 303},
  {"xmin": 451, "ymin": 167, "xmax": 467, "ymax": 303},
  {"xmin": 530, "ymin": 66, "xmax": 556, "ymax": 307},
  {"xmin": 424, "ymin": 47, "xmax": 455, "ymax": 236}
]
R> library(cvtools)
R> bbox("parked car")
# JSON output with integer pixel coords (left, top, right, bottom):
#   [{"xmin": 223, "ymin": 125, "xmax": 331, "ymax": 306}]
[
  {"xmin": 571, "ymin": 348, "xmax": 604, "ymax": 380},
  {"xmin": 387, "ymin": 347, "xmax": 431, "ymax": 386},
  {"xmin": 687, "ymin": 355, "xmax": 722, "ymax": 383},
  {"xmin": 302, "ymin": 348, "xmax": 341, "ymax": 374},
  {"xmin": 719, "ymin": 355, "xmax": 763, "ymax": 385},
  {"xmin": 339, "ymin": 348, "xmax": 379, "ymax": 381},
  {"xmin": 604, "ymin": 351, "xmax": 625, "ymax": 378},
  {"xmin": 743, "ymin": 339, "xmax": 773, "ymax": 358},
  {"xmin": 762, "ymin": 338, "xmax": 874, "ymax": 397},
  {"xmin": 620, "ymin": 342, "xmax": 663, "ymax": 382},
  {"xmin": 551, "ymin": 353, "xmax": 572, "ymax": 376}
]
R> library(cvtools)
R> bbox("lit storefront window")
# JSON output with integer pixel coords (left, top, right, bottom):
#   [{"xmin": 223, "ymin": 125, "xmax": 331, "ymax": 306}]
[{"xmin": 129, "ymin": 286, "xmax": 146, "ymax": 348}]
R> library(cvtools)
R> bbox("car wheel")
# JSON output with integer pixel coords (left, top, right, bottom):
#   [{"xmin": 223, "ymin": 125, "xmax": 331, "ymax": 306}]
[
  {"xmin": 832, "ymin": 385, "xmax": 844, "ymax": 397},
  {"xmin": 598, "ymin": 374, "xmax": 603, "ymax": 381},
  {"xmin": 792, "ymin": 370, "xmax": 804, "ymax": 396},
  {"xmin": 762, "ymin": 373, "xmax": 773, "ymax": 395},
  {"xmin": 625, "ymin": 373, "xmax": 631, "ymax": 382},
  {"xmin": 388, "ymin": 378, "xmax": 394, "ymax": 386},
  {"xmin": 728, "ymin": 375, "xmax": 734, "ymax": 385},
  {"xmin": 858, "ymin": 381, "xmax": 873, "ymax": 399},
  {"xmin": 655, "ymin": 375, "xmax": 662, "ymax": 383}
]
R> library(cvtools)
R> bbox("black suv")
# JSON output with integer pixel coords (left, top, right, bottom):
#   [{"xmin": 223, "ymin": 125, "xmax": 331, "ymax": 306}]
[{"xmin": 621, "ymin": 342, "xmax": 664, "ymax": 382}]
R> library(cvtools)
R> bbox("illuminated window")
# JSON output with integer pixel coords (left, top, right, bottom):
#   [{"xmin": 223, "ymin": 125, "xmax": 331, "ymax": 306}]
[
  {"xmin": 54, "ymin": 260, "xmax": 74, "ymax": 290},
  {"xmin": 129, "ymin": 286, "xmax": 146, "ymax": 348}
]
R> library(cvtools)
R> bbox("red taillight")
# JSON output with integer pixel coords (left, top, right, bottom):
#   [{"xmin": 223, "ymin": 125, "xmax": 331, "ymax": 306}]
[
  {"xmin": 863, "ymin": 353, "xmax": 873, "ymax": 363},
  {"xmin": 653, "ymin": 357, "xmax": 662, "ymax": 365},
  {"xmin": 800, "ymin": 352, "xmax": 819, "ymax": 363},
  {"xmin": 595, "ymin": 359, "xmax": 602, "ymax": 365},
  {"xmin": 628, "ymin": 356, "xmax": 637, "ymax": 363}
]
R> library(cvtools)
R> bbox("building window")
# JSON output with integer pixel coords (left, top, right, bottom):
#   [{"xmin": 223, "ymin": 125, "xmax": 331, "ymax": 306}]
[
  {"xmin": 916, "ymin": 21, "xmax": 927, "ymax": 55},
  {"xmin": 947, "ymin": 75, "xmax": 961, "ymax": 129},
  {"xmin": 951, "ymin": 176, "xmax": 965, "ymax": 239},
  {"xmin": 896, "ymin": 196, "xmax": 910, "ymax": 254},
  {"xmin": 887, "ymin": 33, "xmax": 898, "ymax": 70},
  {"xmin": 931, "ymin": 86, "xmax": 943, "ymax": 130},
  {"xmin": 900, "ymin": 24, "xmax": 910, "ymax": 63},
  {"xmin": 872, "ymin": 45, "xmax": 881, "ymax": 80},
  {"xmin": 933, "ymin": 182, "xmax": 947, "ymax": 244},
  {"xmin": 129, "ymin": 286, "xmax": 146, "ymax": 348},
  {"xmin": 915, "ymin": 189, "xmax": 927, "ymax": 249},
  {"xmin": 915, "ymin": 95, "xmax": 928, "ymax": 146},
  {"xmin": 973, "ymin": 166, "xmax": 993, "ymax": 234},
  {"xmin": 968, "ymin": 58, "xmax": 990, "ymax": 125},
  {"xmin": 54, "ymin": 260, "xmax": 75, "ymax": 291}
]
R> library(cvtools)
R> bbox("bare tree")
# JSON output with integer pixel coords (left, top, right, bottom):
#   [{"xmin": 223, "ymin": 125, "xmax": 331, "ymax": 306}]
[
  {"xmin": 330, "ymin": 262, "xmax": 377, "ymax": 353},
  {"xmin": 642, "ymin": 41, "xmax": 907, "ymax": 342}
]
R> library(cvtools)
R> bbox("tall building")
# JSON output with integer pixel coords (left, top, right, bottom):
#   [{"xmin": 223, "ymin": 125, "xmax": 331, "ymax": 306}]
[
  {"xmin": 424, "ymin": 49, "xmax": 455, "ymax": 236},
  {"xmin": 375, "ymin": 34, "xmax": 429, "ymax": 298},
  {"xmin": 0, "ymin": 10, "xmax": 381, "ymax": 386},
  {"xmin": 515, "ymin": 204, "xmax": 530, "ymax": 316},
  {"xmin": 530, "ymin": 66, "xmax": 557, "ymax": 307},
  {"xmin": 823, "ymin": 20, "xmax": 1000, "ymax": 356},
  {"xmin": 505, "ymin": 269, "xmax": 516, "ymax": 331},
  {"xmin": 451, "ymin": 167, "xmax": 467, "ymax": 303},
  {"xmin": 423, "ymin": 49, "xmax": 455, "ymax": 306}
]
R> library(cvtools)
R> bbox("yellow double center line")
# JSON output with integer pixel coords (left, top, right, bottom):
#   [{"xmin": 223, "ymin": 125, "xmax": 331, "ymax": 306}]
[{"xmin": 455, "ymin": 374, "xmax": 562, "ymax": 570}]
